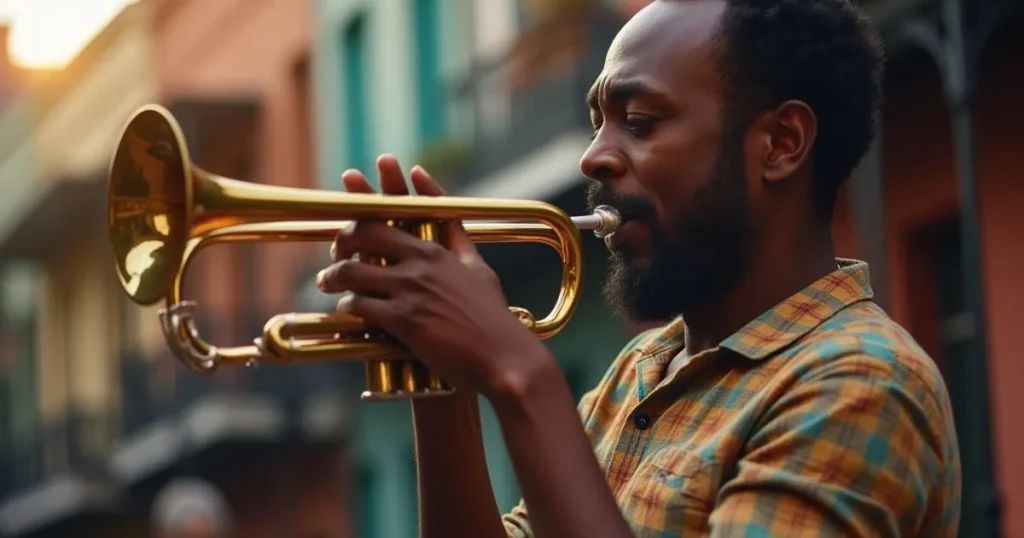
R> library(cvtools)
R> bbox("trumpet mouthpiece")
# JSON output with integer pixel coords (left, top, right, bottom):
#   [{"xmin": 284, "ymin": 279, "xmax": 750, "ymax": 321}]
[{"xmin": 572, "ymin": 205, "xmax": 621, "ymax": 238}]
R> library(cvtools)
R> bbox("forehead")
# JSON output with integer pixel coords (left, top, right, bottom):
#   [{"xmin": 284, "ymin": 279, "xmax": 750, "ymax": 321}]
[{"xmin": 592, "ymin": 0, "xmax": 725, "ymax": 102}]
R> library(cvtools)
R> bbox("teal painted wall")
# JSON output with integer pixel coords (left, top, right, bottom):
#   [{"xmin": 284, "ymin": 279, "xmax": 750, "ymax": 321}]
[{"xmin": 311, "ymin": 0, "xmax": 472, "ymax": 191}]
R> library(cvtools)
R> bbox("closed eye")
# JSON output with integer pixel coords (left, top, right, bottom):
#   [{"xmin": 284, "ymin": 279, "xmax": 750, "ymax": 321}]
[{"xmin": 625, "ymin": 115, "xmax": 657, "ymax": 137}]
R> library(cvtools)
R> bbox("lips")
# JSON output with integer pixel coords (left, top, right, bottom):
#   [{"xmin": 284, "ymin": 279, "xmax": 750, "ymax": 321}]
[{"xmin": 606, "ymin": 218, "xmax": 651, "ymax": 257}]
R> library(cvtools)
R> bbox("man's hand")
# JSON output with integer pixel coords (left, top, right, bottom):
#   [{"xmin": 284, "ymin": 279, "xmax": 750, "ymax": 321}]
[{"xmin": 317, "ymin": 154, "xmax": 554, "ymax": 399}]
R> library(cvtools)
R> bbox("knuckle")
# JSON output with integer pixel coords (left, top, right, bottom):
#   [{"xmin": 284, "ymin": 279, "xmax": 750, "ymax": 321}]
[
  {"xmin": 477, "ymin": 264, "xmax": 501, "ymax": 288},
  {"xmin": 410, "ymin": 261, "xmax": 433, "ymax": 283},
  {"xmin": 320, "ymin": 260, "xmax": 356, "ymax": 290},
  {"xmin": 332, "ymin": 259, "xmax": 354, "ymax": 279},
  {"xmin": 398, "ymin": 260, "xmax": 431, "ymax": 289},
  {"xmin": 420, "ymin": 241, "xmax": 447, "ymax": 262},
  {"xmin": 393, "ymin": 300, "xmax": 417, "ymax": 332}
]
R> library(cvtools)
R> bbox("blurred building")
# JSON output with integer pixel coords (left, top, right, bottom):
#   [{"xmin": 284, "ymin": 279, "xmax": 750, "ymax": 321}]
[
  {"xmin": 0, "ymin": 0, "xmax": 1022, "ymax": 538},
  {"xmin": 0, "ymin": 0, "xmax": 352, "ymax": 537},
  {"xmin": 0, "ymin": 3, "xmax": 158, "ymax": 536}
]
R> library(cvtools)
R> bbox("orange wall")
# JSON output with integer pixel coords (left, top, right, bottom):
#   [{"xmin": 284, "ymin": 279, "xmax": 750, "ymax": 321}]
[
  {"xmin": 146, "ymin": 1, "xmax": 348, "ymax": 535},
  {"xmin": 835, "ymin": 26, "xmax": 1024, "ymax": 537}
]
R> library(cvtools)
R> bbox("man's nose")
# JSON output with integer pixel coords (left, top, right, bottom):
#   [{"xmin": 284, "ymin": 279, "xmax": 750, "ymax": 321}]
[{"xmin": 579, "ymin": 135, "xmax": 627, "ymax": 183}]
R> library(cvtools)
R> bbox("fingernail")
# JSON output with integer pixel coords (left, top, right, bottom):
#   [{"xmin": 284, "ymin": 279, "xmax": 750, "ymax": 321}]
[
  {"xmin": 316, "ymin": 269, "xmax": 327, "ymax": 290},
  {"xmin": 329, "ymin": 242, "xmax": 337, "ymax": 260}
]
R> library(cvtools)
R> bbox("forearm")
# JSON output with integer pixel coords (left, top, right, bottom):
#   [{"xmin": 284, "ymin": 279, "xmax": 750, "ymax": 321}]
[
  {"xmin": 412, "ymin": 391, "xmax": 507, "ymax": 538},
  {"xmin": 489, "ymin": 354, "xmax": 634, "ymax": 538}
]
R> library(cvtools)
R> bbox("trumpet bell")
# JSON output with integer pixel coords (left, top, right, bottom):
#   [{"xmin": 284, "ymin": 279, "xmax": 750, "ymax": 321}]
[{"xmin": 108, "ymin": 105, "xmax": 194, "ymax": 306}]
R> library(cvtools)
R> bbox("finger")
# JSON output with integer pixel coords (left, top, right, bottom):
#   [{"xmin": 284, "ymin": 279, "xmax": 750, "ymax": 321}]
[
  {"xmin": 409, "ymin": 165, "xmax": 445, "ymax": 196},
  {"xmin": 317, "ymin": 258, "xmax": 397, "ymax": 295},
  {"xmin": 342, "ymin": 169, "xmax": 376, "ymax": 194},
  {"xmin": 337, "ymin": 293, "xmax": 399, "ymax": 332},
  {"xmin": 408, "ymin": 165, "xmax": 476, "ymax": 259},
  {"xmin": 337, "ymin": 221, "xmax": 442, "ymax": 262},
  {"xmin": 377, "ymin": 154, "xmax": 410, "ymax": 195},
  {"xmin": 335, "ymin": 169, "xmax": 377, "ymax": 261}
]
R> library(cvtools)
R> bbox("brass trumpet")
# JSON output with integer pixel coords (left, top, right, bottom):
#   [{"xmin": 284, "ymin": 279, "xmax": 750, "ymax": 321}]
[{"xmin": 107, "ymin": 104, "xmax": 620, "ymax": 400}]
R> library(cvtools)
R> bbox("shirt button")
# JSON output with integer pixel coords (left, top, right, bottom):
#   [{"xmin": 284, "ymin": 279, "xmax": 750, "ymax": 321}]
[{"xmin": 634, "ymin": 414, "xmax": 651, "ymax": 430}]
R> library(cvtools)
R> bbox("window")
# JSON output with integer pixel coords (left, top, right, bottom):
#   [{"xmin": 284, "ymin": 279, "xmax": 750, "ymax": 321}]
[
  {"xmin": 342, "ymin": 13, "xmax": 374, "ymax": 184},
  {"xmin": 905, "ymin": 216, "xmax": 972, "ymax": 456},
  {"xmin": 929, "ymin": 218, "xmax": 971, "ymax": 433},
  {"xmin": 293, "ymin": 55, "xmax": 314, "ymax": 188}
]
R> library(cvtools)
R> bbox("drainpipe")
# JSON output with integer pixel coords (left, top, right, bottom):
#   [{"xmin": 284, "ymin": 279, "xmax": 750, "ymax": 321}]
[{"xmin": 939, "ymin": 0, "xmax": 1000, "ymax": 535}]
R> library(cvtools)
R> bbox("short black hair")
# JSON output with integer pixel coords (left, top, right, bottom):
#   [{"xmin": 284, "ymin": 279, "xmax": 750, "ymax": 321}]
[{"xmin": 711, "ymin": 0, "xmax": 885, "ymax": 221}]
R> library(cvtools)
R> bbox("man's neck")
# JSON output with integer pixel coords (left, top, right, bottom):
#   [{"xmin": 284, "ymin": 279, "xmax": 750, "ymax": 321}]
[{"xmin": 681, "ymin": 234, "xmax": 838, "ymax": 356}]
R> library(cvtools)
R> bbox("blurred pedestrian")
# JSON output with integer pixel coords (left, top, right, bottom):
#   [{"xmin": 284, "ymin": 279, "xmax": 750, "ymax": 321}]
[{"xmin": 151, "ymin": 477, "xmax": 234, "ymax": 538}]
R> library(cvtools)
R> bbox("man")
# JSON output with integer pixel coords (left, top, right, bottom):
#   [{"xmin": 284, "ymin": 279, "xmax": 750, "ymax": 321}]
[
  {"xmin": 317, "ymin": 0, "xmax": 961, "ymax": 536},
  {"xmin": 151, "ymin": 477, "xmax": 234, "ymax": 538}
]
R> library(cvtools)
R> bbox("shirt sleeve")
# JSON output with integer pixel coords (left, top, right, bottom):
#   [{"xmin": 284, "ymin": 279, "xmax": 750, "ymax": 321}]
[
  {"xmin": 708, "ymin": 353, "xmax": 961, "ymax": 537},
  {"xmin": 501, "ymin": 326, "xmax": 666, "ymax": 538}
]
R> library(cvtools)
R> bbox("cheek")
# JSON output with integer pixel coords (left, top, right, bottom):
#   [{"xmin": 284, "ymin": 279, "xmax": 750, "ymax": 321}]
[{"xmin": 634, "ymin": 125, "xmax": 721, "ymax": 225}]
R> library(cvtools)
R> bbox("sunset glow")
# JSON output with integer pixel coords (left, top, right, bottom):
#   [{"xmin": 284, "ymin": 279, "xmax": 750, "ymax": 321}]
[{"xmin": 1, "ymin": 0, "xmax": 136, "ymax": 70}]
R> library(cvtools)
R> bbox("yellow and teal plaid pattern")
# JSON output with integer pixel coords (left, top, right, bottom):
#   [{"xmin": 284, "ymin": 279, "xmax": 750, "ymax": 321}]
[{"xmin": 502, "ymin": 259, "xmax": 961, "ymax": 537}]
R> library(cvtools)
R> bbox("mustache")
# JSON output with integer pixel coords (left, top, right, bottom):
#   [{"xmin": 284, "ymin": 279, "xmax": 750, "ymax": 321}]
[{"xmin": 585, "ymin": 183, "xmax": 656, "ymax": 222}]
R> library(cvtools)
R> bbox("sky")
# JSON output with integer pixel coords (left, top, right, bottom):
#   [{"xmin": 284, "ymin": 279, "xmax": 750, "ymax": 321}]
[{"xmin": 0, "ymin": 0, "xmax": 136, "ymax": 69}]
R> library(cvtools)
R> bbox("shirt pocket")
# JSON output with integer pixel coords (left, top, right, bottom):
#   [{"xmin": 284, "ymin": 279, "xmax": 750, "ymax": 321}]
[{"xmin": 619, "ymin": 446, "xmax": 722, "ymax": 536}]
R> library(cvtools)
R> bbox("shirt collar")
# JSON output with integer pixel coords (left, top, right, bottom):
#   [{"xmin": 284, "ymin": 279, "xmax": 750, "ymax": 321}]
[{"xmin": 637, "ymin": 258, "xmax": 875, "ymax": 361}]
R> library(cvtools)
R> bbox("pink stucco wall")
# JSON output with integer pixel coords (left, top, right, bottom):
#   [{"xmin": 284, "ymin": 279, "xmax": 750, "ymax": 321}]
[{"xmin": 150, "ymin": 0, "xmax": 320, "ymax": 327}]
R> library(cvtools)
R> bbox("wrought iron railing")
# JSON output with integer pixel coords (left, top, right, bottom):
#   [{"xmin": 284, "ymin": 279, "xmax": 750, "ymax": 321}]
[
  {"xmin": 117, "ymin": 316, "xmax": 351, "ymax": 441},
  {"xmin": 0, "ymin": 411, "xmax": 118, "ymax": 502},
  {"xmin": 440, "ymin": 9, "xmax": 623, "ymax": 190}
]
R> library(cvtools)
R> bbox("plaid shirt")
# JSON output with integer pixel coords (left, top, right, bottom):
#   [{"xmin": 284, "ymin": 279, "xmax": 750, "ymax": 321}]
[{"xmin": 502, "ymin": 259, "xmax": 961, "ymax": 537}]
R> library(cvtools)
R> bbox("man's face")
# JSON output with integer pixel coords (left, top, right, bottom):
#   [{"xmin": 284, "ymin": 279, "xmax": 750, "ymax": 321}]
[{"xmin": 582, "ymin": 0, "xmax": 754, "ymax": 322}]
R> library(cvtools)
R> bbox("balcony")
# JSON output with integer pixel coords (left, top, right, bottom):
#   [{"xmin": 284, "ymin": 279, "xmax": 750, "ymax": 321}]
[
  {"xmin": 438, "ymin": 8, "xmax": 623, "ymax": 199},
  {"xmin": 110, "ymin": 319, "xmax": 352, "ymax": 493},
  {"xmin": 0, "ymin": 413, "xmax": 121, "ymax": 537}
]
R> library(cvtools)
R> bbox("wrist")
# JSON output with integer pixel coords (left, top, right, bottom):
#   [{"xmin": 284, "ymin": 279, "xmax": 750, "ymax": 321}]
[
  {"xmin": 412, "ymin": 388, "xmax": 481, "ymax": 420},
  {"xmin": 484, "ymin": 342, "xmax": 565, "ymax": 417}
]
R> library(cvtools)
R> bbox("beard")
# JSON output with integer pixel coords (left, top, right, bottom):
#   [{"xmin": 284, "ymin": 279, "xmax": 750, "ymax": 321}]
[{"xmin": 586, "ymin": 133, "xmax": 753, "ymax": 323}]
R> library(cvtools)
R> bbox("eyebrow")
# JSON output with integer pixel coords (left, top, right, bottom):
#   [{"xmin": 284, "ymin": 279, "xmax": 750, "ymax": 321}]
[{"xmin": 585, "ymin": 79, "xmax": 670, "ymax": 110}]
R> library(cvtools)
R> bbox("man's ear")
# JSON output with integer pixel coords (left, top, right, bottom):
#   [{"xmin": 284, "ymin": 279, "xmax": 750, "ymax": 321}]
[{"xmin": 760, "ymin": 100, "xmax": 817, "ymax": 184}]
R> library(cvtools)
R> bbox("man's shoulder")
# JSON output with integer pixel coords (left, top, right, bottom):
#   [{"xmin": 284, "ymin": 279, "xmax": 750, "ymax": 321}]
[{"xmin": 791, "ymin": 301, "xmax": 949, "ymax": 402}]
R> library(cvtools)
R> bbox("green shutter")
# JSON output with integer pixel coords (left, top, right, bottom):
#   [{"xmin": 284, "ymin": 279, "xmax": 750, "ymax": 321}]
[
  {"xmin": 413, "ymin": 0, "xmax": 444, "ymax": 142},
  {"xmin": 342, "ymin": 14, "xmax": 374, "ymax": 183}
]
